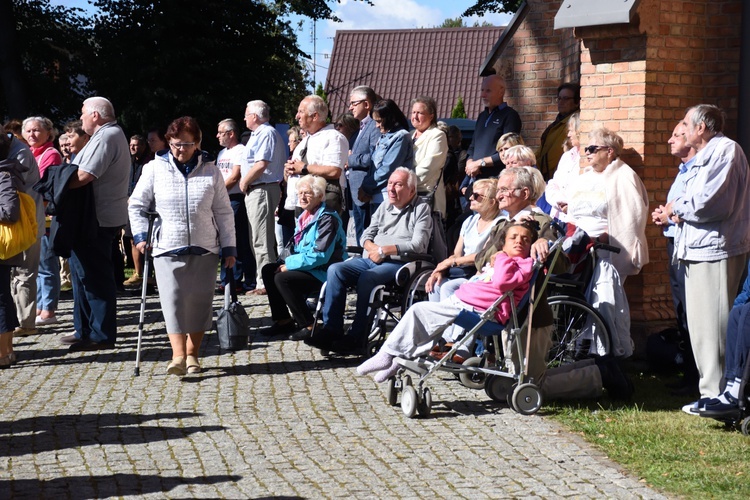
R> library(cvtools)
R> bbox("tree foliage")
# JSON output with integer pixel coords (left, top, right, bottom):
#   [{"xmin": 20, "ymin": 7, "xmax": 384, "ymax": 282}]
[
  {"xmin": 462, "ymin": 0, "xmax": 524, "ymax": 17},
  {"xmin": 0, "ymin": 0, "xmax": 93, "ymax": 123},
  {"xmin": 88, "ymin": 0, "xmax": 309, "ymax": 151},
  {"xmin": 273, "ymin": 0, "xmax": 374, "ymax": 22},
  {"xmin": 439, "ymin": 17, "xmax": 466, "ymax": 28},
  {"xmin": 451, "ymin": 96, "xmax": 467, "ymax": 119}
]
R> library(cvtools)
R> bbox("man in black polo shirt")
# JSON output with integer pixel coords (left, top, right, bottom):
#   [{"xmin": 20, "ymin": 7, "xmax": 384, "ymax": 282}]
[{"xmin": 461, "ymin": 74, "xmax": 522, "ymax": 201}]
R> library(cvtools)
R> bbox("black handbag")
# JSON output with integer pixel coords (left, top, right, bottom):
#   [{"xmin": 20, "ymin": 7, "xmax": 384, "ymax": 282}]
[{"xmin": 216, "ymin": 273, "xmax": 251, "ymax": 351}]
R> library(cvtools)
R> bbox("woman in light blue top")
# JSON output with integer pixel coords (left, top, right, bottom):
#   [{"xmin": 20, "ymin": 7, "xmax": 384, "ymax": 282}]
[
  {"xmin": 425, "ymin": 178, "xmax": 501, "ymax": 301},
  {"xmin": 359, "ymin": 99, "xmax": 413, "ymax": 211}
]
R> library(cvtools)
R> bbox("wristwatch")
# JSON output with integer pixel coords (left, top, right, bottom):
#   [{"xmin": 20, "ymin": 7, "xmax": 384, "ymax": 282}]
[
  {"xmin": 480, "ymin": 159, "xmax": 486, "ymax": 168},
  {"xmin": 378, "ymin": 246, "xmax": 385, "ymax": 258},
  {"xmin": 301, "ymin": 164, "xmax": 309, "ymax": 175}
]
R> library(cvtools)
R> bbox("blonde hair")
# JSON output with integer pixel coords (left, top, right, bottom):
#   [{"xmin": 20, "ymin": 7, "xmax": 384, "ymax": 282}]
[
  {"xmin": 496, "ymin": 132, "xmax": 524, "ymax": 152},
  {"xmin": 504, "ymin": 145, "xmax": 536, "ymax": 166}
]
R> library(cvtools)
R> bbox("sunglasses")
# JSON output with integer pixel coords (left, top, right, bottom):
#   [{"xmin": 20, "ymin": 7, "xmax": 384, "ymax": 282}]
[
  {"xmin": 469, "ymin": 192, "xmax": 485, "ymax": 202},
  {"xmin": 584, "ymin": 145, "xmax": 608, "ymax": 155}
]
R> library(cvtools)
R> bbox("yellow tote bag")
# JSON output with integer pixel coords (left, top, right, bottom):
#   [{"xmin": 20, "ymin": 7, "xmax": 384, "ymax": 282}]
[{"xmin": 0, "ymin": 191, "xmax": 38, "ymax": 260}]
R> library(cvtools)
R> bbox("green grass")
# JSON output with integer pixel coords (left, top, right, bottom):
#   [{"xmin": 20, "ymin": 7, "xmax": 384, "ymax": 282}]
[{"xmin": 544, "ymin": 365, "xmax": 750, "ymax": 498}]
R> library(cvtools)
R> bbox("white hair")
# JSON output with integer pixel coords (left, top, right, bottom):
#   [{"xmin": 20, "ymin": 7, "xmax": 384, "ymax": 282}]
[{"xmin": 83, "ymin": 97, "xmax": 115, "ymax": 120}]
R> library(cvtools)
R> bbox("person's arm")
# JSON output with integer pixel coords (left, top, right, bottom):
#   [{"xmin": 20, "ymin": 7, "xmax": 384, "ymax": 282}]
[
  {"xmin": 395, "ymin": 202, "xmax": 433, "ymax": 255},
  {"xmin": 348, "ymin": 121, "xmax": 380, "ymax": 170},
  {"xmin": 492, "ymin": 254, "xmax": 535, "ymax": 294},
  {"xmin": 0, "ymin": 173, "xmax": 20, "ymax": 223},
  {"xmin": 225, "ymin": 164, "xmax": 241, "ymax": 190},
  {"xmin": 68, "ymin": 170, "xmax": 97, "ymax": 189},
  {"xmin": 129, "ymin": 162, "xmax": 155, "ymax": 251}
]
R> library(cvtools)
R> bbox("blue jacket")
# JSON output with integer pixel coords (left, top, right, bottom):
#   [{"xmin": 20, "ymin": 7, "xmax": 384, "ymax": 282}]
[
  {"xmin": 285, "ymin": 203, "xmax": 348, "ymax": 282},
  {"xmin": 361, "ymin": 128, "xmax": 413, "ymax": 199},
  {"xmin": 348, "ymin": 118, "xmax": 381, "ymax": 207}
]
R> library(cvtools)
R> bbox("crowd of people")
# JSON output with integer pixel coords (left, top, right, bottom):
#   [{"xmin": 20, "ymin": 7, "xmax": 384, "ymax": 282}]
[{"xmin": 1, "ymin": 81, "xmax": 748, "ymax": 418}]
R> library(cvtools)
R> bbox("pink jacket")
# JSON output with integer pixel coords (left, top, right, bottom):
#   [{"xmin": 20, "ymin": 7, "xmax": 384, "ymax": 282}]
[
  {"xmin": 30, "ymin": 142, "xmax": 62, "ymax": 177},
  {"xmin": 454, "ymin": 252, "xmax": 535, "ymax": 323}
]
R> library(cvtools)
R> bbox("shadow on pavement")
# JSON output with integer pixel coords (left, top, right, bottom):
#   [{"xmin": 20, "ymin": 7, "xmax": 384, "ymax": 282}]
[
  {"xmin": 0, "ymin": 473, "xmax": 242, "ymax": 499},
  {"xmin": 0, "ymin": 412, "xmax": 223, "ymax": 457}
]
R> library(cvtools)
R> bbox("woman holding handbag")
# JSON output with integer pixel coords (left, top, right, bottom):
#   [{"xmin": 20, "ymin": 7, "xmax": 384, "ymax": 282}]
[
  {"xmin": 0, "ymin": 132, "xmax": 30, "ymax": 367},
  {"xmin": 410, "ymin": 96, "xmax": 448, "ymax": 216},
  {"xmin": 129, "ymin": 116, "xmax": 236, "ymax": 376}
]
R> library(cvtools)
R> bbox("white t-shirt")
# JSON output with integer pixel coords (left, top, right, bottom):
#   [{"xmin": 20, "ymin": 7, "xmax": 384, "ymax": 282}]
[
  {"xmin": 216, "ymin": 143, "xmax": 245, "ymax": 195},
  {"xmin": 460, "ymin": 212, "xmax": 503, "ymax": 255},
  {"xmin": 568, "ymin": 170, "xmax": 608, "ymax": 237},
  {"xmin": 305, "ymin": 124, "xmax": 348, "ymax": 190}
]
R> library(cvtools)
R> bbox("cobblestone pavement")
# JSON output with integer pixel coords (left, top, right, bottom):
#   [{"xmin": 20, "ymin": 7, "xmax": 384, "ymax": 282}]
[{"xmin": 0, "ymin": 290, "xmax": 667, "ymax": 499}]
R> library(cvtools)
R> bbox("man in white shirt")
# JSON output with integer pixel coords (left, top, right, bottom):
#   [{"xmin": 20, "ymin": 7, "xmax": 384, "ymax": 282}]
[
  {"xmin": 216, "ymin": 119, "xmax": 254, "ymax": 293},
  {"xmin": 284, "ymin": 95, "xmax": 349, "ymax": 214}
]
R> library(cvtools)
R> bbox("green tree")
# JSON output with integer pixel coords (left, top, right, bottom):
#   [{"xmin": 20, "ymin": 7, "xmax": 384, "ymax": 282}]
[
  {"xmin": 315, "ymin": 82, "xmax": 328, "ymax": 104},
  {"xmin": 451, "ymin": 96, "xmax": 467, "ymax": 119},
  {"xmin": 439, "ymin": 17, "xmax": 466, "ymax": 28},
  {"xmin": 0, "ymin": 0, "xmax": 93, "ymax": 123},
  {"xmin": 89, "ymin": 0, "xmax": 309, "ymax": 150},
  {"xmin": 462, "ymin": 0, "xmax": 524, "ymax": 17}
]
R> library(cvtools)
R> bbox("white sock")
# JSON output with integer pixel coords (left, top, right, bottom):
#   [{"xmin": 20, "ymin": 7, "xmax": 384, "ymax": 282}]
[
  {"xmin": 728, "ymin": 377, "xmax": 741, "ymax": 400},
  {"xmin": 357, "ymin": 351, "xmax": 393, "ymax": 376}
]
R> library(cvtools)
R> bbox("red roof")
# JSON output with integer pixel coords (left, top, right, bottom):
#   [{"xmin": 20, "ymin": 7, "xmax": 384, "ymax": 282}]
[{"xmin": 325, "ymin": 26, "xmax": 506, "ymax": 121}]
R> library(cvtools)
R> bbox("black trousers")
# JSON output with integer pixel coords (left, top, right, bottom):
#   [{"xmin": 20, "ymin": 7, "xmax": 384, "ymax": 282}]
[{"xmin": 261, "ymin": 263, "xmax": 321, "ymax": 328}]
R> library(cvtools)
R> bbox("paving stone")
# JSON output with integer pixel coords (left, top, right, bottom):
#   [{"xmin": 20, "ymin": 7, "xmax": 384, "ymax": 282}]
[{"xmin": 0, "ymin": 292, "xmax": 669, "ymax": 499}]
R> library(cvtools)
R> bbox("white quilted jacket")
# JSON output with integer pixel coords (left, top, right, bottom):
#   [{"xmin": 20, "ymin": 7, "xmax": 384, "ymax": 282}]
[{"xmin": 128, "ymin": 151, "xmax": 235, "ymax": 257}]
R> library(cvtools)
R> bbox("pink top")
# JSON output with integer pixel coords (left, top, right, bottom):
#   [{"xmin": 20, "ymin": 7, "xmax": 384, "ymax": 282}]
[
  {"xmin": 454, "ymin": 252, "xmax": 534, "ymax": 323},
  {"xmin": 30, "ymin": 142, "xmax": 62, "ymax": 177}
]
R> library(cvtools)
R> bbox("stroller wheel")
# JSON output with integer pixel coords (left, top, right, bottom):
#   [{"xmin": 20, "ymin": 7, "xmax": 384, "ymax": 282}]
[
  {"xmin": 485, "ymin": 374, "xmax": 513, "ymax": 403},
  {"xmin": 459, "ymin": 357, "xmax": 486, "ymax": 390},
  {"xmin": 417, "ymin": 388, "xmax": 432, "ymax": 417},
  {"xmin": 386, "ymin": 377, "xmax": 398, "ymax": 406},
  {"xmin": 401, "ymin": 386, "xmax": 418, "ymax": 418},
  {"xmin": 511, "ymin": 383, "xmax": 543, "ymax": 415},
  {"xmin": 742, "ymin": 416, "xmax": 750, "ymax": 436}
]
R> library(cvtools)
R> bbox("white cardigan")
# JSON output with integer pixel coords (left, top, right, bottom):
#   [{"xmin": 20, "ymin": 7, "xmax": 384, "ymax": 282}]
[
  {"xmin": 412, "ymin": 126, "xmax": 448, "ymax": 216},
  {"xmin": 128, "ymin": 151, "xmax": 235, "ymax": 257}
]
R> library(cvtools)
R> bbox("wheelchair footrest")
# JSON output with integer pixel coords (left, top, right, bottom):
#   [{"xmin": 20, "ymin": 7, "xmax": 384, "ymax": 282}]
[{"xmin": 394, "ymin": 357, "xmax": 434, "ymax": 376}]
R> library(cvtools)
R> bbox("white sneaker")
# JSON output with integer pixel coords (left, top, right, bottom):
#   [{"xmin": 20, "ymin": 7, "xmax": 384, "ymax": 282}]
[{"xmin": 35, "ymin": 315, "xmax": 60, "ymax": 327}]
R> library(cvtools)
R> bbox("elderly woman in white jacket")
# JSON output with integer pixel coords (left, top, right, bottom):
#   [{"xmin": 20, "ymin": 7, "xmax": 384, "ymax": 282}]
[
  {"xmin": 411, "ymin": 96, "xmax": 448, "ymax": 215},
  {"xmin": 130, "ymin": 116, "xmax": 235, "ymax": 376}
]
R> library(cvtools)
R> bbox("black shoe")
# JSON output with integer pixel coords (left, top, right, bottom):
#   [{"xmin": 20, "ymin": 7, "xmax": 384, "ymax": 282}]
[
  {"xmin": 700, "ymin": 392, "xmax": 740, "ymax": 419},
  {"xmin": 68, "ymin": 341, "xmax": 115, "ymax": 353},
  {"xmin": 289, "ymin": 327, "xmax": 313, "ymax": 341},
  {"xmin": 256, "ymin": 321, "xmax": 296, "ymax": 337},
  {"xmin": 596, "ymin": 357, "xmax": 633, "ymax": 400},
  {"xmin": 329, "ymin": 335, "xmax": 367, "ymax": 356},
  {"xmin": 60, "ymin": 334, "xmax": 82, "ymax": 345},
  {"xmin": 304, "ymin": 327, "xmax": 340, "ymax": 350}
]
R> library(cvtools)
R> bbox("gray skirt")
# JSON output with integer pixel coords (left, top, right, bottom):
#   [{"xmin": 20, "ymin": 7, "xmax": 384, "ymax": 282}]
[{"xmin": 153, "ymin": 253, "xmax": 220, "ymax": 334}]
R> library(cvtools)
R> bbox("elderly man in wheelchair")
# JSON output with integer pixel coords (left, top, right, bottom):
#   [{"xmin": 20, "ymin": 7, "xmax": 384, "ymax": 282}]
[{"xmin": 306, "ymin": 167, "xmax": 433, "ymax": 355}]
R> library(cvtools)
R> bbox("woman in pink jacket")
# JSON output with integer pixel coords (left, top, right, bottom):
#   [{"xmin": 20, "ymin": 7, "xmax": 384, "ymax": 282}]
[{"xmin": 358, "ymin": 222, "xmax": 537, "ymax": 383}]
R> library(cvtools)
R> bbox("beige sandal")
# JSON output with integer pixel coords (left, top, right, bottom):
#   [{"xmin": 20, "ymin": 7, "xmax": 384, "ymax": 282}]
[
  {"xmin": 167, "ymin": 356, "xmax": 186, "ymax": 376},
  {"xmin": 186, "ymin": 355, "xmax": 201, "ymax": 374}
]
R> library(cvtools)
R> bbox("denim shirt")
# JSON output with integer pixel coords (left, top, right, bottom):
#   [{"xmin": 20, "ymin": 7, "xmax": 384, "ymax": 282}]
[{"xmin": 361, "ymin": 128, "xmax": 414, "ymax": 203}]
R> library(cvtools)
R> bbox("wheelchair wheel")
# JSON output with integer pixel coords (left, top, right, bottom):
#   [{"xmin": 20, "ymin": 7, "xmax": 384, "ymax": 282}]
[
  {"xmin": 485, "ymin": 374, "xmax": 514, "ymax": 403},
  {"xmin": 742, "ymin": 416, "xmax": 750, "ymax": 436},
  {"xmin": 402, "ymin": 268, "xmax": 433, "ymax": 311},
  {"xmin": 417, "ymin": 388, "xmax": 432, "ymax": 417},
  {"xmin": 459, "ymin": 357, "xmax": 486, "ymax": 390},
  {"xmin": 386, "ymin": 377, "xmax": 399, "ymax": 406},
  {"xmin": 547, "ymin": 296, "xmax": 611, "ymax": 368},
  {"xmin": 401, "ymin": 386, "xmax": 418, "ymax": 418},
  {"xmin": 511, "ymin": 383, "xmax": 543, "ymax": 415}
]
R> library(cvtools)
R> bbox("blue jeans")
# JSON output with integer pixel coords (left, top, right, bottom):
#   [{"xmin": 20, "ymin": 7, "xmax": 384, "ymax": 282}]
[
  {"xmin": 69, "ymin": 226, "xmax": 120, "ymax": 344},
  {"xmin": 36, "ymin": 233, "xmax": 60, "ymax": 312},
  {"xmin": 322, "ymin": 257, "xmax": 402, "ymax": 339},
  {"xmin": 351, "ymin": 203, "xmax": 370, "ymax": 245},
  {"xmin": 221, "ymin": 195, "xmax": 256, "ymax": 288}
]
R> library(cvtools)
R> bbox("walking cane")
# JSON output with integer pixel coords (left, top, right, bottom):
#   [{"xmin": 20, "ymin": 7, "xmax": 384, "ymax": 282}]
[{"xmin": 134, "ymin": 210, "xmax": 159, "ymax": 377}]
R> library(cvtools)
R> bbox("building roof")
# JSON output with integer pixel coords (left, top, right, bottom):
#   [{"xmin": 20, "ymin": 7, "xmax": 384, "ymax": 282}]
[{"xmin": 325, "ymin": 26, "xmax": 506, "ymax": 122}]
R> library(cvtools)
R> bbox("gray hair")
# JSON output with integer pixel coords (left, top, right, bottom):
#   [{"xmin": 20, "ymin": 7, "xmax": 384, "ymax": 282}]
[
  {"xmin": 392, "ymin": 166, "xmax": 418, "ymax": 191},
  {"xmin": 246, "ymin": 100, "xmax": 270, "ymax": 122},
  {"xmin": 411, "ymin": 96, "xmax": 438, "ymax": 127},
  {"xmin": 350, "ymin": 85, "xmax": 377, "ymax": 105},
  {"xmin": 504, "ymin": 145, "xmax": 536, "ymax": 166},
  {"xmin": 301, "ymin": 95, "xmax": 329, "ymax": 122},
  {"xmin": 297, "ymin": 174, "xmax": 327, "ymax": 200},
  {"xmin": 500, "ymin": 166, "xmax": 546, "ymax": 203},
  {"xmin": 588, "ymin": 127, "xmax": 623, "ymax": 156},
  {"xmin": 22, "ymin": 116, "xmax": 58, "ymax": 141},
  {"xmin": 687, "ymin": 104, "xmax": 725, "ymax": 135},
  {"xmin": 83, "ymin": 97, "xmax": 115, "ymax": 120},
  {"xmin": 219, "ymin": 118, "xmax": 238, "ymax": 132}
]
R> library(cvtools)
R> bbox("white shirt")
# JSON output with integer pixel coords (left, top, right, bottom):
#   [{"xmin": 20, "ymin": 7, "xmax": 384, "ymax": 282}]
[{"xmin": 216, "ymin": 143, "xmax": 245, "ymax": 195}]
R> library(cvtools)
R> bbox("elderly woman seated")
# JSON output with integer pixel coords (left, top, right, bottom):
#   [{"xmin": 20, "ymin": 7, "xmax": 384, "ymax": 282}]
[
  {"xmin": 357, "ymin": 222, "xmax": 538, "ymax": 383},
  {"xmin": 425, "ymin": 178, "xmax": 502, "ymax": 301},
  {"xmin": 259, "ymin": 175, "xmax": 347, "ymax": 341}
]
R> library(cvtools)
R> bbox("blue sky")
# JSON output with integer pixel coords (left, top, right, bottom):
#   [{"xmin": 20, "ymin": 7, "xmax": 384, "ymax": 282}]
[{"xmin": 51, "ymin": 1, "xmax": 512, "ymax": 89}]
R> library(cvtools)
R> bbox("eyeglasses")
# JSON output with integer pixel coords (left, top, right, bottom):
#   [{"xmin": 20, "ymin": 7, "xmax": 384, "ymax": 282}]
[
  {"xmin": 170, "ymin": 142, "xmax": 196, "ymax": 149},
  {"xmin": 584, "ymin": 145, "xmax": 608, "ymax": 155},
  {"xmin": 349, "ymin": 99, "xmax": 365, "ymax": 107},
  {"xmin": 498, "ymin": 187, "xmax": 522, "ymax": 195},
  {"xmin": 555, "ymin": 96, "xmax": 575, "ymax": 102},
  {"xmin": 217, "ymin": 130, "xmax": 231, "ymax": 135},
  {"xmin": 469, "ymin": 192, "xmax": 485, "ymax": 202}
]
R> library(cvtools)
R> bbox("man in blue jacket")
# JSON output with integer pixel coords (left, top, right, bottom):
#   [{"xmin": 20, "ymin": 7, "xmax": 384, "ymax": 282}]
[{"xmin": 346, "ymin": 86, "xmax": 381, "ymax": 244}]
